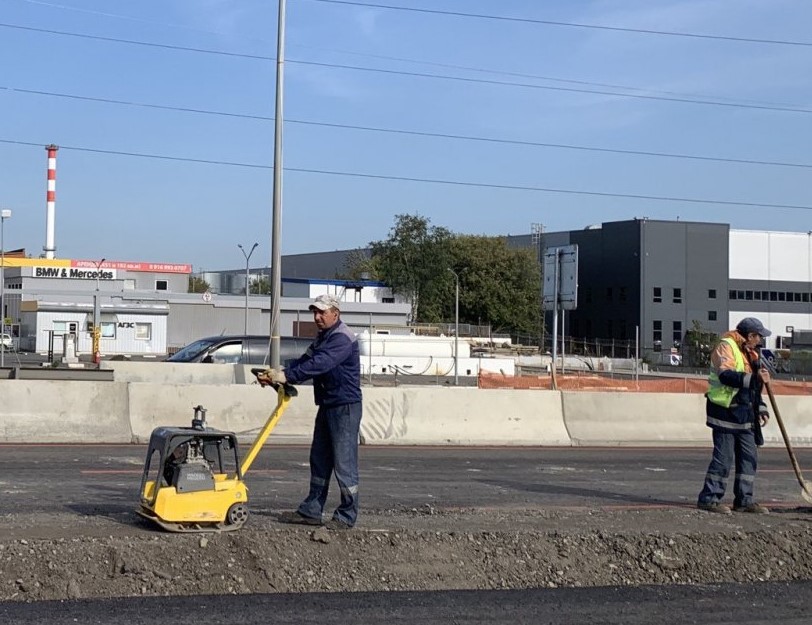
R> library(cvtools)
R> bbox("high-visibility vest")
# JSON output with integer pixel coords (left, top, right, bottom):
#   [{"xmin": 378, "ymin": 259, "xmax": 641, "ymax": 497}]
[{"xmin": 706, "ymin": 337, "xmax": 745, "ymax": 408}]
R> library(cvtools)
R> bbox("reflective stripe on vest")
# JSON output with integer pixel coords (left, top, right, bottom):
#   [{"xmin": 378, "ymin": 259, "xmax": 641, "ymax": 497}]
[{"xmin": 706, "ymin": 337, "xmax": 745, "ymax": 408}]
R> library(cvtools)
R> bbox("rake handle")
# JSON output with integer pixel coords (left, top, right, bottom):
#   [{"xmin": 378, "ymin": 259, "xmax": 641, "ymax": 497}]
[{"xmin": 765, "ymin": 381, "xmax": 810, "ymax": 494}]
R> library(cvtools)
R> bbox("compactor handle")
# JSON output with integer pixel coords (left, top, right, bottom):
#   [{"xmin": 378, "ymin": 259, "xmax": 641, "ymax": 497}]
[{"xmin": 250, "ymin": 367, "xmax": 298, "ymax": 397}]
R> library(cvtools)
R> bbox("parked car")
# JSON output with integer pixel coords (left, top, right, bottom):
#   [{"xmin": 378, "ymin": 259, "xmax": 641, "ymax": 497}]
[
  {"xmin": 166, "ymin": 335, "xmax": 311, "ymax": 367},
  {"xmin": 0, "ymin": 333, "xmax": 13, "ymax": 349}
]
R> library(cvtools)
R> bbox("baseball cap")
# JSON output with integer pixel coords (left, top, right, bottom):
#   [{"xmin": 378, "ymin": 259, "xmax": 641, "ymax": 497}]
[
  {"xmin": 736, "ymin": 317, "xmax": 771, "ymax": 338},
  {"xmin": 309, "ymin": 293, "xmax": 341, "ymax": 312}
]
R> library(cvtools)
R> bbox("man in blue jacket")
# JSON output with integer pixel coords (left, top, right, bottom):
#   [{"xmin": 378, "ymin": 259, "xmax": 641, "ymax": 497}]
[{"xmin": 259, "ymin": 294, "xmax": 362, "ymax": 530}]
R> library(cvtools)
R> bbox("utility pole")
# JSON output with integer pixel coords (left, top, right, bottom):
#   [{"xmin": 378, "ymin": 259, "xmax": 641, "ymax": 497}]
[
  {"xmin": 269, "ymin": 0, "xmax": 287, "ymax": 368},
  {"xmin": 238, "ymin": 243, "xmax": 258, "ymax": 334},
  {"xmin": 0, "ymin": 209, "xmax": 11, "ymax": 368},
  {"xmin": 448, "ymin": 268, "xmax": 460, "ymax": 386}
]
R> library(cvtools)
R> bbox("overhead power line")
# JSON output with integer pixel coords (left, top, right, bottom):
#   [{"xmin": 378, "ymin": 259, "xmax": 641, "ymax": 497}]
[
  {"xmin": 2, "ymin": 138, "xmax": 811, "ymax": 212},
  {"xmin": 1, "ymin": 22, "xmax": 810, "ymax": 115},
  {"xmin": 3, "ymin": 85, "xmax": 811, "ymax": 170},
  {"xmin": 307, "ymin": 0, "xmax": 812, "ymax": 48}
]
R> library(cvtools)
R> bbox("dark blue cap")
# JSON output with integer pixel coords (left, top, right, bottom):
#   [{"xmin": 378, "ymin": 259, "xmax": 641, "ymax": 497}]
[{"xmin": 736, "ymin": 317, "xmax": 771, "ymax": 338}]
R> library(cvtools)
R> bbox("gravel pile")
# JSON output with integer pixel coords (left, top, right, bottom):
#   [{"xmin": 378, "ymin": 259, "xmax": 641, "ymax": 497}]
[{"xmin": 2, "ymin": 506, "xmax": 812, "ymax": 602}]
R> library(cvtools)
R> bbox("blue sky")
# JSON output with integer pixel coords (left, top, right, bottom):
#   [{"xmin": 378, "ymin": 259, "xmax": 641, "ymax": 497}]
[{"xmin": 1, "ymin": 0, "xmax": 811, "ymax": 271}]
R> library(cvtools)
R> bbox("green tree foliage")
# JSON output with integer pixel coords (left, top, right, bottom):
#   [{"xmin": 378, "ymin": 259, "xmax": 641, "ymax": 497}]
[
  {"xmin": 369, "ymin": 214, "xmax": 452, "ymax": 321},
  {"xmin": 684, "ymin": 319, "xmax": 719, "ymax": 368},
  {"xmin": 188, "ymin": 275, "xmax": 210, "ymax": 293},
  {"xmin": 364, "ymin": 214, "xmax": 542, "ymax": 335},
  {"xmin": 447, "ymin": 236, "xmax": 541, "ymax": 336},
  {"xmin": 250, "ymin": 276, "xmax": 271, "ymax": 295},
  {"xmin": 339, "ymin": 249, "xmax": 379, "ymax": 281}
]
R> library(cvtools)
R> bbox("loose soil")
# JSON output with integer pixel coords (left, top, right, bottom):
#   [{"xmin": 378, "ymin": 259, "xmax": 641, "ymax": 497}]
[{"xmin": 3, "ymin": 504, "xmax": 812, "ymax": 602}]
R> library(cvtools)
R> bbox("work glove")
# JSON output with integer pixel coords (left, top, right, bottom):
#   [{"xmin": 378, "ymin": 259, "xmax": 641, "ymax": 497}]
[
  {"xmin": 758, "ymin": 411, "xmax": 770, "ymax": 427},
  {"xmin": 257, "ymin": 368, "xmax": 286, "ymax": 387}
]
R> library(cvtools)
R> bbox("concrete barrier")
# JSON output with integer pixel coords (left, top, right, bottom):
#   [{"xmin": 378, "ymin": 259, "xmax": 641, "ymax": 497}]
[
  {"xmin": 101, "ymin": 361, "xmax": 236, "ymax": 385},
  {"xmin": 127, "ymin": 383, "xmax": 316, "ymax": 444},
  {"xmin": 762, "ymin": 395, "xmax": 812, "ymax": 446},
  {"xmin": 2, "ymin": 378, "xmax": 812, "ymax": 447},
  {"xmin": 0, "ymin": 380, "xmax": 131, "ymax": 443},
  {"xmin": 562, "ymin": 392, "xmax": 708, "ymax": 446},
  {"xmin": 361, "ymin": 387, "xmax": 569, "ymax": 446}
]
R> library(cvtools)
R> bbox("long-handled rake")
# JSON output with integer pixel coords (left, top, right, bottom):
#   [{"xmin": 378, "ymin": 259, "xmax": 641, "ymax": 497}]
[{"xmin": 763, "ymin": 379, "xmax": 812, "ymax": 504}]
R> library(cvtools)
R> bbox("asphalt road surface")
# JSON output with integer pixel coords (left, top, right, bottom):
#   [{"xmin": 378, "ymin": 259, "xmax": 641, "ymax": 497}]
[
  {"xmin": 1, "ymin": 444, "xmax": 811, "ymax": 518},
  {"xmin": 4, "ymin": 444, "xmax": 812, "ymax": 624},
  {"xmin": 2, "ymin": 582, "xmax": 812, "ymax": 624}
]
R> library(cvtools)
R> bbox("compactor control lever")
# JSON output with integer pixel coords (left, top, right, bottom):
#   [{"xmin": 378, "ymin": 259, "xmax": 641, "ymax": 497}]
[{"xmin": 192, "ymin": 405, "xmax": 208, "ymax": 430}]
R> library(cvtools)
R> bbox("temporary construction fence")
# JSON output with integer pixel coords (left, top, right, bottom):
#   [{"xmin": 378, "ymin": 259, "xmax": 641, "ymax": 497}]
[{"xmin": 478, "ymin": 370, "xmax": 812, "ymax": 395}]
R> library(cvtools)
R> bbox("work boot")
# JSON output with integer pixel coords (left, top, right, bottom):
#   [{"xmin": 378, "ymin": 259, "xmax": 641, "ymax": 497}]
[
  {"xmin": 733, "ymin": 503, "xmax": 770, "ymax": 514},
  {"xmin": 277, "ymin": 511, "xmax": 323, "ymax": 525},
  {"xmin": 324, "ymin": 518, "xmax": 353, "ymax": 531},
  {"xmin": 697, "ymin": 501, "xmax": 732, "ymax": 515}
]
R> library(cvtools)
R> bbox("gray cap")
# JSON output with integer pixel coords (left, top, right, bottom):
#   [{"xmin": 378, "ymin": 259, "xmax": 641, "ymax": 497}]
[
  {"xmin": 309, "ymin": 293, "xmax": 341, "ymax": 312},
  {"xmin": 736, "ymin": 317, "xmax": 771, "ymax": 337}
]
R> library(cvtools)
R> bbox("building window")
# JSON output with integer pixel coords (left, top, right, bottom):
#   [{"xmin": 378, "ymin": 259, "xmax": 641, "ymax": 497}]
[
  {"xmin": 804, "ymin": 293, "xmax": 810, "ymax": 303},
  {"xmin": 708, "ymin": 311, "xmax": 717, "ymax": 321},
  {"xmin": 653, "ymin": 287, "xmax": 662, "ymax": 303},
  {"xmin": 381, "ymin": 297, "xmax": 395, "ymax": 304},
  {"xmin": 100, "ymin": 322, "xmax": 116, "ymax": 339},
  {"xmin": 778, "ymin": 292, "xmax": 786, "ymax": 302},
  {"xmin": 708, "ymin": 289, "xmax": 716, "ymax": 299},
  {"xmin": 673, "ymin": 321, "xmax": 682, "ymax": 345},
  {"xmin": 729, "ymin": 290, "xmax": 737, "ymax": 300},
  {"xmin": 754, "ymin": 291, "xmax": 762, "ymax": 301},
  {"xmin": 673, "ymin": 288, "xmax": 682, "ymax": 304},
  {"xmin": 135, "ymin": 323, "xmax": 152, "ymax": 340},
  {"xmin": 770, "ymin": 291, "xmax": 778, "ymax": 301},
  {"xmin": 653, "ymin": 320, "xmax": 662, "ymax": 343},
  {"xmin": 53, "ymin": 321, "xmax": 68, "ymax": 334},
  {"xmin": 745, "ymin": 290, "xmax": 753, "ymax": 300},
  {"xmin": 155, "ymin": 280, "xmax": 168, "ymax": 291}
]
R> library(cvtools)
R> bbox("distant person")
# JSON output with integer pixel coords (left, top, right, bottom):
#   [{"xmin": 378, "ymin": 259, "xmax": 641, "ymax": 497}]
[
  {"xmin": 258, "ymin": 294, "xmax": 362, "ymax": 530},
  {"xmin": 697, "ymin": 317, "xmax": 771, "ymax": 514}
]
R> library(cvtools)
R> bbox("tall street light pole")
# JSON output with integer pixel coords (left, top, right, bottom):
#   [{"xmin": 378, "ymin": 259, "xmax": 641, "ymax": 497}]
[
  {"xmin": 238, "ymin": 242, "xmax": 258, "ymax": 334},
  {"xmin": 269, "ymin": 0, "xmax": 287, "ymax": 368},
  {"xmin": 0, "ymin": 209, "xmax": 11, "ymax": 368},
  {"xmin": 448, "ymin": 268, "xmax": 459, "ymax": 386},
  {"xmin": 92, "ymin": 257, "xmax": 105, "ymax": 365}
]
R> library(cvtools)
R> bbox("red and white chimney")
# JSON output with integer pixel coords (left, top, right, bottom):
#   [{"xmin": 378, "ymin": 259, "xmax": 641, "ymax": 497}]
[{"xmin": 44, "ymin": 144, "xmax": 58, "ymax": 259}]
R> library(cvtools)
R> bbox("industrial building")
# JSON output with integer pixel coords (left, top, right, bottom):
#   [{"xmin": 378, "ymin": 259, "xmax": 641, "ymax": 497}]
[{"xmin": 1, "ymin": 256, "xmax": 409, "ymax": 358}]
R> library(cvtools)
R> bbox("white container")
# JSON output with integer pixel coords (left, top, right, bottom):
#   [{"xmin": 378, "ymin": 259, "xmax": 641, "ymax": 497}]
[{"xmin": 358, "ymin": 332, "xmax": 471, "ymax": 358}]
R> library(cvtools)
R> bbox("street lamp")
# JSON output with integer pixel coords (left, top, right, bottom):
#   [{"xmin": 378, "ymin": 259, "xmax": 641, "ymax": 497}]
[
  {"xmin": 448, "ymin": 268, "xmax": 460, "ymax": 386},
  {"xmin": 0, "ymin": 209, "xmax": 11, "ymax": 368},
  {"xmin": 92, "ymin": 257, "xmax": 105, "ymax": 365},
  {"xmin": 238, "ymin": 242, "xmax": 259, "ymax": 334}
]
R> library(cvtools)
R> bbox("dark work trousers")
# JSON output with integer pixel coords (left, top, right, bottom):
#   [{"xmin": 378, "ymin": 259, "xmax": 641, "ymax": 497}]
[
  {"xmin": 297, "ymin": 401, "xmax": 363, "ymax": 526},
  {"xmin": 698, "ymin": 428, "xmax": 758, "ymax": 508}
]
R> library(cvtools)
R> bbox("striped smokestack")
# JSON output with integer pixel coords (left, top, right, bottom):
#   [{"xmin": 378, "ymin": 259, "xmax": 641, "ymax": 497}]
[{"xmin": 44, "ymin": 144, "xmax": 58, "ymax": 259}]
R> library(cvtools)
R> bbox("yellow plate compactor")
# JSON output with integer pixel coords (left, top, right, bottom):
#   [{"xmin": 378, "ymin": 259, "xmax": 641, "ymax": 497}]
[{"xmin": 137, "ymin": 369, "xmax": 295, "ymax": 532}]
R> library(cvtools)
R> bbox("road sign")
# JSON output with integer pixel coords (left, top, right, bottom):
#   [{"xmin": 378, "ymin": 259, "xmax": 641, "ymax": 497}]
[{"xmin": 543, "ymin": 245, "xmax": 578, "ymax": 310}]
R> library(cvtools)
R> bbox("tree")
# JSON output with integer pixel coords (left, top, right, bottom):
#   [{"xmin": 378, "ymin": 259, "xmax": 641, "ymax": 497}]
[
  {"xmin": 684, "ymin": 320, "xmax": 719, "ymax": 368},
  {"xmin": 447, "ymin": 236, "xmax": 541, "ymax": 336},
  {"xmin": 364, "ymin": 215, "xmax": 542, "ymax": 335},
  {"xmin": 188, "ymin": 275, "xmax": 210, "ymax": 293},
  {"xmin": 250, "ymin": 276, "xmax": 271, "ymax": 295},
  {"xmin": 368, "ymin": 214, "xmax": 452, "ymax": 321},
  {"xmin": 339, "ymin": 248, "xmax": 379, "ymax": 281}
]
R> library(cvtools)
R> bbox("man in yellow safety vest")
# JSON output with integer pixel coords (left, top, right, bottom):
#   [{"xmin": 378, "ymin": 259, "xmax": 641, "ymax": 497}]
[{"xmin": 697, "ymin": 317, "xmax": 771, "ymax": 514}]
